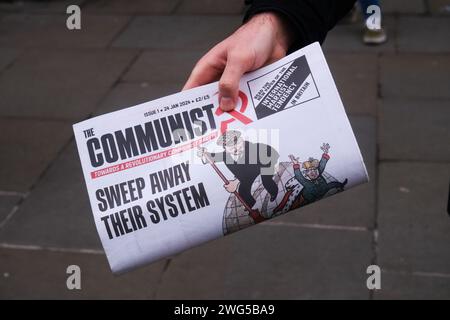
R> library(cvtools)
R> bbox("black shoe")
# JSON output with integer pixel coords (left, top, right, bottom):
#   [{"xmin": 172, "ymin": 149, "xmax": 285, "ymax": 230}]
[{"xmin": 338, "ymin": 179, "xmax": 348, "ymax": 192}]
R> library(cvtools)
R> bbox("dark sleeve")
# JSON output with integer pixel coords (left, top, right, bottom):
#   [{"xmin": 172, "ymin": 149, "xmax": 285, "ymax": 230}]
[
  {"xmin": 244, "ymin": 0, "xmax": 356, "ymax": 52},
  {"xmin": 318, "ymin": 153, "xmax": 330, "ymax": 174},
  {"xmin": 293, "ymin": 165, "xmax": 308, "ymax": 185}
]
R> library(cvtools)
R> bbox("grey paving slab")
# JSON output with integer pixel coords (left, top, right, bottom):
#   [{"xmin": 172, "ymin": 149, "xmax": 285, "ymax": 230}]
[
  {"xmin": 378, "ymin": 162, "xmax": 450, "ymax": 274},
  {"xmin": 325, "ymin": 53, "xmax": 378, "ymax": 116},
  {"xmin": 95, "ymin": 82, "xmax": 182, "ymax": 115},
  {"xmin": 84, "ymin": 0, "xmax": 178, "ymax": 14},
  {"xmin": 156, "ymin": 224, "xmax": 373, "ymax": 299},
  {"xmin": 374, "ymin": 271, "xmax": 450, "ymax": 299},
  {"xmin": 398, "ymin": 17, "xmax": 450, "ymax": 53},
  {"xmin": 0, "ymin": 196, "xmax": 21, "ymax": 225},
  {"xmin": 323, "ymin": 16, "xmax": 396, "ymax": 53},
  {"xmin": 380, "ymin": 0, "xmax": 426, "ymax": 14},
  {"xmin": 275, "ymin": 116, "xmax": 376, "ymax": 228},
  {"xmin": 0, "ymin": 142, "xmax": 101, "ymax": 250},
  {"xmin": 176, "ymin": 0, "xmax": 245, "ymax": 14},
  {"xmin": 0, "ymin": 118, "xmax": 72, "ymax": 192},
  {"xmin": 123, "ymin": 50, "xmax": 204, "ymax": 84},
  {"xmin": 429, "ymin": 0, "xmax": 450, "ymax": 15},
  {"xmin": 379, "ymin": 99, "xmax": 450, "ymax": 161},
  {"xmin": 0, "ymin": 0, "xmax": 86, "ymax": 14},
  {"xmin": 0, "ymin": 14, "xmax": 130, "ymax": 48},
  {"xmin": 0, "ymin": 49, "xmax": 137, "ymax": 120},
  {"xmin": 380, "ymin": 54, "xmax": 450, "ymax": 99},
  {"xmin": 113, "ymin": 15, "xmax": 242, "ymax": 50},
  {"xmin": 0, "ymin": 48, "xmax": 20, "ymax": 73},
  {"xmin": 0, "ymin": 248, "xmax": 166, "ymax": 299}
]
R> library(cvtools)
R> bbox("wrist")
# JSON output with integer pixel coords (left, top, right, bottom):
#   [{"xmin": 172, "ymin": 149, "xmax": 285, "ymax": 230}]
[
  {"xmin": 251, "ymin": 12, "xmax": 294, "ymax": 52},
  {"xmin": 249, "ymin": 11, "xmax": 294, "ymax": 52}
]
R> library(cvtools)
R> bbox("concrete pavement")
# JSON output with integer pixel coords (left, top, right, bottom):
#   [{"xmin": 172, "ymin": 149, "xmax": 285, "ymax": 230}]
[{"xmin": 0, "ymin": 0, "xmax": 449, "ymax": 299}]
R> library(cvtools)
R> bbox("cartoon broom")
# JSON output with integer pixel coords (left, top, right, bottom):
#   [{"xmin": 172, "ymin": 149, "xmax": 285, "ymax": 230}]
[{"xmin": 200, "ymin": 149, "xmax": 266, "ymax": 224}]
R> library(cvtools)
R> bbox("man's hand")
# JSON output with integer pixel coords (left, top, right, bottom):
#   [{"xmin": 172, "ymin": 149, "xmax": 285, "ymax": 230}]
[
  {"xmin": 197, "ymin": 147, "xmax": 207, "ymax": 158},
  {"xmin": 224, "ymin": 179, "xmax": 240, "ymax": 193},
  {"xmin": 183, "ymin": 12, "xmax": 293, "ymax": 111},
  {"xmin": 197, "ymin": 147, "xmax": 208, "ymax": 163},
  {"xmin": 289, "ymin": 154, "xmax": 301, "ymax": 166},
  {"xmin": 320, "ymin": 143, "xmax": 330, "ymax": 154}
]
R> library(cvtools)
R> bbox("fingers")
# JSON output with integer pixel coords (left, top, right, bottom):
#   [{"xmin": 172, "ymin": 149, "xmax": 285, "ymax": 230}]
[
  {"xmin": 183, "ymin": 42, "xmax": 255, "ymax": 112},
  {"xmin": 183, "ymin": 45, "xmax": 226, "ymax": 91},
  {"xmin": 218, "ymin": 52, "xmax": 253, "ymax": 111},
  {"xmin": 183, "ymin": 60, "xmax": 222, "ymax": 91}
]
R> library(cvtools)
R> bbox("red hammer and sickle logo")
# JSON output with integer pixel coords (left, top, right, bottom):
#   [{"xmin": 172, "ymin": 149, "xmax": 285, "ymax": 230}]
[{"xmin": 215, "ymin": 91, "xmax": 253, "ymax": 134}]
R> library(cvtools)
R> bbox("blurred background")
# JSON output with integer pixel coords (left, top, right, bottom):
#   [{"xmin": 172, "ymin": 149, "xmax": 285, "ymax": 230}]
[{"xmin": 0, "ymin": 0, "xmax": 449, "ymax": 299}]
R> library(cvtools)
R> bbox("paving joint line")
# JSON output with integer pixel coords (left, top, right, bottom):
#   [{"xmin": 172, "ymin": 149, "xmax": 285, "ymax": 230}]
[
  {"xmin": 0, "ymin": 135, "xmax": 74, "ymax": 230},
  {"xmin": 153, "ymin": 258, "xmax": 172, "ymax": 299},
  {"xmin": 264, "ymin": 221, "xmax": 369, "ymax": 232},
  {"xmin": 0, "ymin": 242, "xmax": 103, "ymax": 255},
  {"xmin": 383, "ymin": 268, "xmax": 450, "ymax": 279}
]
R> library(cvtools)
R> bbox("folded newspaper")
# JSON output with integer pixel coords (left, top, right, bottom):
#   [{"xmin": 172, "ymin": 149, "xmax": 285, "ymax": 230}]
[{"xmin": 74, "ymin": 42, "xmax": 368, "ymax": 273}]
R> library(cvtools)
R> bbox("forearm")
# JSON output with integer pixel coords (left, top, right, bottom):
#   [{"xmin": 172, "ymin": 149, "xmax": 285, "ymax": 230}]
[
  {"xmin": 293, "ymin": 164, "xmax": 307, "ymax": 184},
  {"xmin": 244, "ymin": 0, "xmax": 357, "ymax": 51},
  {"xmin": 318, "ymin": 153, "xmax": 330, "ymax": 173}
]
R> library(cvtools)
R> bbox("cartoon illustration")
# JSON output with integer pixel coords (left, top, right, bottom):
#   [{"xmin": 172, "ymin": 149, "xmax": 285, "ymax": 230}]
[
  {"xmin": 198, "ymin": 130, "xmax": 279, "ymax": 224},
  {"xmin": 199, "ymin": 136, "xmax": 348, "ymax": 235},
  {"xmin": 275, "ymin": 143, "xmax": 348, "ymax": 213}
]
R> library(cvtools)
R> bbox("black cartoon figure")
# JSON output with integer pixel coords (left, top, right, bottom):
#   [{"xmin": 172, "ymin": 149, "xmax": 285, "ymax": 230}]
[
  {"xmin": 198, "ymin": 130, "xmax": 279, "ymax": 222},
  {"xmin": 288, "ymin": 143, "xmax": 348, "ymax": 206}
]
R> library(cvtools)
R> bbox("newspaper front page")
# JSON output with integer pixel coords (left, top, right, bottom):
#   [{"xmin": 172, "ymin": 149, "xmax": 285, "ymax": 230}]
[{"xmin": 73, "ymin": 42, "xmax": 369, "ymax": 273}]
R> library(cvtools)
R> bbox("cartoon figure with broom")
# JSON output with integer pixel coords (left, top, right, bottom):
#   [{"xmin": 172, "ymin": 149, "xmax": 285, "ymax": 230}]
[{"xmin": 197, "ymin": 130, "xmax": 279, "ymax": 223}]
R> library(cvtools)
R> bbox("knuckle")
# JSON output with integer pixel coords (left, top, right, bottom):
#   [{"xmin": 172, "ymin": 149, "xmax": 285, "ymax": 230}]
[
  {"xmin": 228, "ymin": 49, "xmax": 253, "ymax": 65},
  {"xmin": 192, "ymin": 55, "xmax": 211, "ymax": 74},
  {"xmin": 219, "ymin": 80, "xmax": 236, "ymax": 93},
  {"xmin": 191, "ymin": 62, "xmax": 203, "ymax": 77}
]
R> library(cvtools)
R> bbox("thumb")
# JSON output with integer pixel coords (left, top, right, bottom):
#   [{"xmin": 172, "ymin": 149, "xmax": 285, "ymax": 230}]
[{"xmin": 218, "ymin": 53, "xmax": 250, "ymax": 111}]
